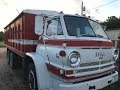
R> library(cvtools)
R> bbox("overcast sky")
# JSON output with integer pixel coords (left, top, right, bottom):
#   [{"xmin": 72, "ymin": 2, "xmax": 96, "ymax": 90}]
[{"xmin": 0, "ymin": 0, "xmax": 120, "ymax": 31}]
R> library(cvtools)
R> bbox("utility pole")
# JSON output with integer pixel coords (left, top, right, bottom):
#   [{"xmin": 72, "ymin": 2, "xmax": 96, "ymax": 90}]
[
  {"xmin": 81, "ymin": 1, "xmax": 85, "ymax": 15},
  {"xmin": 16, "ymin": 9, "xmax": 20, "ymax": 14},
  {"xmin": 81, "ymin": 1, "xmax": 83, "ymax": 15}
]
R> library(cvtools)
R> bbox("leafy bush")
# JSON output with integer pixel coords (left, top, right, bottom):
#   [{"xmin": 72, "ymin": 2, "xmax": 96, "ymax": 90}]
[
  {"xmin": 102, "ymin": 16, "xmax": 120, "ymax": 30},
  {"xmin": 0, "ymin": 31, "xmax": 3, "ymax": 41}
]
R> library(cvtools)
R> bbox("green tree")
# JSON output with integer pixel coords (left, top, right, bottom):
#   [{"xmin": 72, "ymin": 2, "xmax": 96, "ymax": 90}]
[
  {"xmin": 0, "ymin": 31, "xmax": 4, "ymax": 41},
  {"xmin": 102, "ymin": 16, "xmax": 120, "ymax": 30}
]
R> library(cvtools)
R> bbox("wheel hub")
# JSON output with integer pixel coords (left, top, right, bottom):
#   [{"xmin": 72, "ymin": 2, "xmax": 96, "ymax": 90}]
[{"xmin": 29, "ymin": 70, "xmax": 36, "ymax": 90}]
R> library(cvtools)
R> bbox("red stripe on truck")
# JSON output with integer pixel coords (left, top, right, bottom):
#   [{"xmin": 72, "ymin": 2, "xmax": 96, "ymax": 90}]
[
  {"xmin": 38, "ymin": 39, "xmax": 114, "ymax": 47},
  {"xmin": 46, "ymin": 63, "xmax": 115, "ymax": 81}
]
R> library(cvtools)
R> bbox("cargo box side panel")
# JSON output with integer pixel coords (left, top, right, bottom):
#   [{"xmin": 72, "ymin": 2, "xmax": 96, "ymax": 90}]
[
  {"xmin": 4, "ymin": 13, "xmax": 39, "ymax": 58},
  {"xmin": 23, "ymin": 13, "xmax": 39, "ymax": 52},
  {"xmin": 4, "ymin": 27, "xmax": 12, "ymax": 47},
  {"xmin": 15, "ymin": 17, "xmax": 23, "ymax": 51},
  {"xmin": 4, "ymin": 14, "xmax": 26, "ymax": 58}
]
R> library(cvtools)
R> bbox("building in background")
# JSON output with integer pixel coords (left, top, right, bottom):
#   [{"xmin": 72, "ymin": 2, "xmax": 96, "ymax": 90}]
[{"xmin": 105, "ymin": 29, "xmax": 120, "ymax": 48}]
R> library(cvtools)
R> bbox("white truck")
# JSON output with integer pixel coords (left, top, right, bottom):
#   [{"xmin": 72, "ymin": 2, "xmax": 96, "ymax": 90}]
[{"xmin": 4, "ymin": 9, "xmax": 119, "ymax": 90}]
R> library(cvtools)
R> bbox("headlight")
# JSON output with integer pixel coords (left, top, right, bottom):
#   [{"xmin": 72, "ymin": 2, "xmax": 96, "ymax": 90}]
[
  {"xmin": 68, "ymin": 51, "xmax": 80, "ymax": 67},
  {"xmin": 113, "ymin": 49, "xmax": 119, "ymax": 61}
]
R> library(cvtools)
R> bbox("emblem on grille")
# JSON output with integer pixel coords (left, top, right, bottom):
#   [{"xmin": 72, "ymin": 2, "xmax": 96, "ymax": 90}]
[{"xmin": 96, "ymin": 52, "xmax": 105, "ymax": 59}]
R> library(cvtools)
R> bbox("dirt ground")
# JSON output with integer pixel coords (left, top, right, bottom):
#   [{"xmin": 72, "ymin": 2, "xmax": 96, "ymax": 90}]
[{"xmin": 0, "ymin": 48, "xmax": 29, "ymax": 90}]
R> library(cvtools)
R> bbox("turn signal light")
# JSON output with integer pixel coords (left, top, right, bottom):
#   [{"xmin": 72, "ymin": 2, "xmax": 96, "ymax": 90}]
[
  {"xmin": 65, "ymin": 70, "xmax": 73, "ymax": 75},
  {"xmin": 59, "ymin": 50, "xmax": 66, "ymax": 57}
]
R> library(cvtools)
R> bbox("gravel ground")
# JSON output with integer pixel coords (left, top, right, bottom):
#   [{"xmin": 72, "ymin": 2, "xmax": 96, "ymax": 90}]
[{"xmin": 0, "ymin": 48, "xmax": 29, "ymax": 90}]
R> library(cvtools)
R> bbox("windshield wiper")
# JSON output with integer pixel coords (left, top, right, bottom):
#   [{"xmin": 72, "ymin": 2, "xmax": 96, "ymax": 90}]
[
  {"xmin": 76, "ymin": 34, "xmax": 96, "ymax": 38},
  {"xmin": 96, "ymin": 34, "xmax": 104, "ymax": 38}
]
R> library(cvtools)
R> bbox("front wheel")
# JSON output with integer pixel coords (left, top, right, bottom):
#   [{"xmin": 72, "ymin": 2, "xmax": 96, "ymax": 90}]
[{"xmin": 28, "ymin": 63, "xmax": 38, "ymax": 90}]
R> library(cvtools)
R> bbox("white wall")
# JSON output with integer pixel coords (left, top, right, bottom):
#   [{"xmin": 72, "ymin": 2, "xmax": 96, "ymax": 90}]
[{"xmin": 105, "ymin": 29, "xmax": 120, "ymax": 48}]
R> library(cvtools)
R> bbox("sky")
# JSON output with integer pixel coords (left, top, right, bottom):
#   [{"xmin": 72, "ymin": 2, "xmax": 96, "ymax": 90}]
[{"xmin": 0, "ymin": 0, "xmax": 120, "ymax": 31}]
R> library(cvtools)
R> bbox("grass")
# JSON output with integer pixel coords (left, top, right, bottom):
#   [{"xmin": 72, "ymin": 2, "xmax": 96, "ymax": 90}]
[{"xmin": 0, "ymin": 41, "xmax": 5, "ymax": 48}]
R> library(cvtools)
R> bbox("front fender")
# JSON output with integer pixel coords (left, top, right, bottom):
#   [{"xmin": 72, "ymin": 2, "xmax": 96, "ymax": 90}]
[{"xmin": 26, "ymin": 52, "xmax": 51, "ymax": 90}]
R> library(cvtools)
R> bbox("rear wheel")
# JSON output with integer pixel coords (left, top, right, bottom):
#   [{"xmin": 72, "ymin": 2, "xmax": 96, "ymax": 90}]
[
  {"xmin": 7, "ymin": 49, "xmax": 10, "ymax": 65},
  {"xmin": 28, "ymin": 63, "xmax": 38, "ymax": 90},
  {"xmin": 9, "ymin": 52, "xmax": 17, "ymax": 69}
]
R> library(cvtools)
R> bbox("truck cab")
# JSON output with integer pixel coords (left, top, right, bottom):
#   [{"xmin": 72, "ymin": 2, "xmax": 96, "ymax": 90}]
[{"xmin": 33, "ymin": 11, "xmax": 119, "ymax": 90}]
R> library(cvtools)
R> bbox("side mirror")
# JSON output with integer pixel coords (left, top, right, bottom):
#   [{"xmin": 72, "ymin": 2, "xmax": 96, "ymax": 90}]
[{"xmin": 35, "ymin": 16, "xmax": 43, "ymax": 35}]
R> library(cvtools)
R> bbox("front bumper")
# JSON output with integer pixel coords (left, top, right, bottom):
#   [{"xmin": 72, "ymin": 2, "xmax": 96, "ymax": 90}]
[{"xmin": 59, "ymin": 71, "xmax": 118, "ymax": 90}]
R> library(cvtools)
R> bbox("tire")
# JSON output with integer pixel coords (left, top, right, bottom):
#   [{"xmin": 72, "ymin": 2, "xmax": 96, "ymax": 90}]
[
  {"xmin": 9, "ymin": 52, "xmax": 17, "ymax": 69},
  {"xmin": 28, "ymin": 63, "xmax": 38, "ymax": 90},
  {"xmin": 7, "ymin": 49, "xmax": 10, "ymax": 65}
]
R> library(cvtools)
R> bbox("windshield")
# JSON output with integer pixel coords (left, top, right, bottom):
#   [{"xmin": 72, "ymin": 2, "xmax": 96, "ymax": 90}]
[
  {"xmin": 64, "ymin": 15, "xmax": 108, "ymax": 38},
  {"xmin": 88, "ymin": 20, "xmax": 108, "ymax": 38}
]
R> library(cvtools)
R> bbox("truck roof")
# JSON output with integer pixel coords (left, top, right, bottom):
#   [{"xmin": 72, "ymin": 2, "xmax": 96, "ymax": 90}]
[
  {"xmin": 4, "ymin": 9, "xmax": 87, "ymax": 29},
  {"xmin": 23, "ymin": 9, "xmax": 60, "ymax": 16},
  {"xmin": 4, "ymin": 9, "xmax": 60, "ymax": 29}
]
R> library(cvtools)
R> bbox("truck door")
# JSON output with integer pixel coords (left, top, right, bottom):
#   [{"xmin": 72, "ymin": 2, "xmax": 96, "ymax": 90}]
[
  {"xmin": 46, "ymin": 17, "xmax": 64, "ymax": 39},
  {"xmin": 44, "ymin": 17, "xmax": 65, "ymax": 64}
]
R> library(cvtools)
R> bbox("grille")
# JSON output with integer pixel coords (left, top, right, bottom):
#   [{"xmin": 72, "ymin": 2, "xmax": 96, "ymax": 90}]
[
  {"xmin": 80, "ymin": 62, "xmax": 99, "ymax": 67},
  {"xmin": 77, "ymin": 60, "xmax": 113, "ymax": 73},
  {"xmin": 101, "ymin": 60, "xmax": 111, "ymax": 64},
  {"xmin": 76, "ymin": 67, "xmax": 99, "ymax": 73},
  {"xmin": 100, "ymin": 64, "xmax": 113, "ymax": 69}
]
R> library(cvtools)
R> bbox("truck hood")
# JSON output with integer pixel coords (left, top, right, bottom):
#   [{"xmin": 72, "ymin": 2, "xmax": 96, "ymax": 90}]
[{"xmin": 44, "ymin": 38, "xmax": 114, "ymax": 67}]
